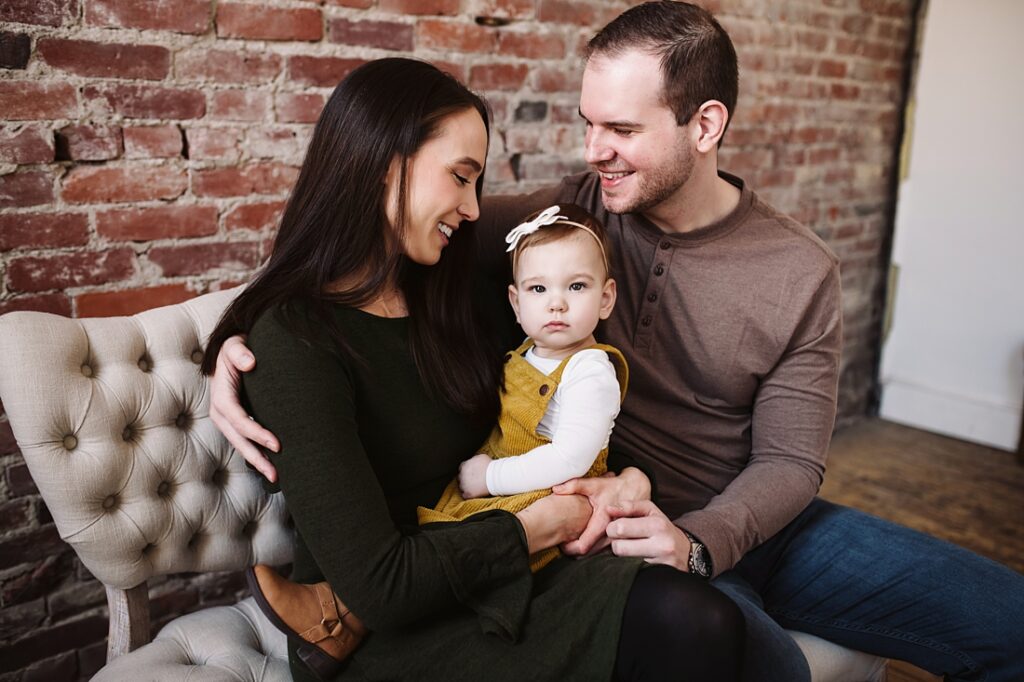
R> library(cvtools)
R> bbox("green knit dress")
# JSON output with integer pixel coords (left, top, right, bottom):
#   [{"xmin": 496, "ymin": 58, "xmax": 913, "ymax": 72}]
[{"xmin": 242, "ymin": 301, "xmax": 643, "ymax": 682}]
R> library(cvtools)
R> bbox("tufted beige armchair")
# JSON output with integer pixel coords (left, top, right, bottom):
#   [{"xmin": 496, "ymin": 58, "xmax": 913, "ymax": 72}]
[{"xmin": 0, "ymin": 288, "xmax": 887, "ymax": 681}]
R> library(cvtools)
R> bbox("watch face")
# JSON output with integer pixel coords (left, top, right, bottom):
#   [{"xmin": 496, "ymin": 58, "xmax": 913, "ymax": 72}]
[{"xmin": 691, "ymin": 544, "xmax": 710, "ymax": 577}]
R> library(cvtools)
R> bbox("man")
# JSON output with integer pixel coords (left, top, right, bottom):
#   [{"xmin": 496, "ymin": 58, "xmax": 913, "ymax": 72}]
[{"xmin": 212, "ymin": 3, "xmax": 1024, "ymax": 680}]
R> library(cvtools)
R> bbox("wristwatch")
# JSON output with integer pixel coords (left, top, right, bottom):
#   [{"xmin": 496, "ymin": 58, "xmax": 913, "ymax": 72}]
[{"xmin": 682, "ymin": 529, "xmax": 712, "ymax": 579}]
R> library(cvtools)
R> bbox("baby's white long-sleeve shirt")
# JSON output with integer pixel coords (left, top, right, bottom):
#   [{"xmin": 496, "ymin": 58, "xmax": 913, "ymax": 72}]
[{"xmin": 485, "ymin": 347, "xmax": 621, "ymax": 496}]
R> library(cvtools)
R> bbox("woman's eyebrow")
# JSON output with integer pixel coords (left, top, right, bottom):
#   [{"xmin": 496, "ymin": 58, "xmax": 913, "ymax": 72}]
[{"xmin": 455, "ymin": 157, "xmax": 482, "ymax": 173}]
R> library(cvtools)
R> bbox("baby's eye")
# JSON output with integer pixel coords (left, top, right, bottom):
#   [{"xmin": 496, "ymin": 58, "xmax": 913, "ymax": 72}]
[
  {"xmin": 530, "ymin": 285, "xmax": 546, "ymax": 293},
  {"xmin": 569, "ymin": 282, "xmax": 587, "ymax": 291}
]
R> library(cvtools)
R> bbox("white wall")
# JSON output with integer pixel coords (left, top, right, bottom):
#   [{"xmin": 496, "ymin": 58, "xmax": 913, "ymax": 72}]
[{"xmin": 879, "ymin": 0, "xmax": 1024, "ymax": 450}]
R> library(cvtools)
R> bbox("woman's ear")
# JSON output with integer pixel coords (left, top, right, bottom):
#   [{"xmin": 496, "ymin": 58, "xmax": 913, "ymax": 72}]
[
  {"xmin": 694, "ymin": 100, "xmax": 729, "ymax": 153},
  {"xmin": 599, "ymin": 278, "xmax": 617, "ymax": 320}
]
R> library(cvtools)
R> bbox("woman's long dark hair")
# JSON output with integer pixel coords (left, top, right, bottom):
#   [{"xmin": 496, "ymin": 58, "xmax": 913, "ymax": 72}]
[{"xmin": 202, "ymin": 58, "xmax": 501, "ymax": 421}]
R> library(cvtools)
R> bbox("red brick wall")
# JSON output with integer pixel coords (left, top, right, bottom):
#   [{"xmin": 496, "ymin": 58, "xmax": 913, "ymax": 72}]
[{"xmin": 0, "ymin": 0, "xmax": 915, "ymax": 678}]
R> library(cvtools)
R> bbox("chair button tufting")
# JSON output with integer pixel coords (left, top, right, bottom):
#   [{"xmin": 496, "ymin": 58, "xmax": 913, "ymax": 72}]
[
  {"xmin": 122, "ymin": 425, "xmax": 134, "ymax": 442},
  {"xmin": 190, "ymin": 349, "xmax": 204, "ymax": 364},
  {"xmin": 138, "ymin": 356, "xmax": 151, "ymax": 372},
  {"xmin": 212, "ymin": 469, "xmax": 228, "ymax": 487},
  {"xmin": 242, "ymin": 521, "xmax": 256, "ymax": 537},
  {"xmin": 102, "ymin": 495, "xmax": 118, "ymax": 510},
  {"xmin": 81, "ymin": 364, "xmax": 93, "ymax": 377},
  {"xmin": 175, "ymin": 412, "xmax": 191, "ymax": 429},
  {"xmin": 157, "ymin": 481, "xmax": 171, "ymax": 497},
  {"xmin": 62, "ymin": 435, "xmax": 78, "ymax": 450}
]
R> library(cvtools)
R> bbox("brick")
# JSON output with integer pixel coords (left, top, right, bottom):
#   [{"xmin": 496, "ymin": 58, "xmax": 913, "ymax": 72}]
[
  {"xmin": 78, "ymin": 640, "xmax": 107, "ymax": 680},
  {"xmin": 497, "ymin": 31, "xmax": 564, "ymax": 59},
  {"xmin": 63, "ymin": 166, "xmax": 187, "ymax": 204},
  {"xmin": 470, "ymin": 63, "xmax": 529, "ymax": 91},
  {"xmin": 0, "ymin": 598, "xmax": 46, "ymax": 641},
  {"xmin": 0, "ymin": 525, "xmax": 64, "ymax": 570},
  {"xmin": 380, "ymin": 0, "xmax": 459, "ymax": 15},
  {"xmin": 216, "ymin": 4, "xmax": 321, "ymax": 41},
  {"xmin": 0, "ymin": 125, "xmax": 55, "ymax": 165},
  {"xmin": 0, "ymin": 31, "xmax": 32, "ymax": 69},
  {"xmin": 537, "ymin": 0, "xmax": 621, "ymax": 27},
  {"xmin": 55, "ymin": 124, "xmax": 123, "ymax": 161},
  {"xmin": 476, "ymin": 0, "xmax": 535, "ymax": 19},
  {"xmin": 287, "ymin": 55, "xmax": 365, "ymax": 88},
  {"xmin": 148, "ymin": 241, "xmax": 262, "ymax": 276},
  {"xmin": 7, "ymin": 248, "xmax": 135, "ymax": 292},
  {"xmin": 818, "ymin": 58, "xmax": 847, "ymax": 79},
  {"xmin": 0, "ymin": 613, "xmax": 107, "ymax": 671},
  {"xmin": 534, "ymin": 66, "xmax": 581, "ymax": 93},
  {"xmin": 96, "ymin": 204, "xmax": 217, "ymax": 241},
  {"xmin": 209, "ymin": 89, "xmax": 271, "ymax": 122},
  {"xmin": 0, "ymin": 171, "xmax": 54, "ymax": 209},
  {"xmin": 20, "ymin": 650, "xmax": 79, "ymax": 682},
  {"xmin": 192, "ymin": 162, "xmax": 298, "ymax": 197},
  {"xmin": 38, "ymin": 38, "xmax": 170, "ymax": 80},
  {"xmin": 0, "ymin": 0, "xmax": 77, "ymax": 27},
  {"xmin": 0, "ymin": 294, "xmax": 71, "ymax": 318},
  {"xmin": 0, "ymin": 499, "xmax": 31, "ymax": 532},
  {"xmin": 85, "ymin": 0, "xmax": 211, "ymax": 34},
  {"xmin": 176, "ymin": 49, "xmax": 281, "ymax": 84},
  {"xmin": 514, "ymin": 101, "xmax": 547, "ymax": 122},
  {"xmin": 123, "ymin": 125, "xmax": 182, "ymax": 158},
  {"xmin": 1, "ymin": 554, "xmax": 73, "ymax": 607},
  {"xmin": 0, "ymin": 212, "xmax": 89, "ymax": 250},
  {"xmin": 48, "ymin": 579, "xmax": 105, "ymax": 622},
  {"xmin": 76, "ymin": 283, "xmax": 195, "ymax": 317},
  {"xmin": 831, "ymin": 83, "xmax": 861, "ymax": 100},
  {"xmin": 248, "ymin": 127, "xmax": 305, "ymax": 159},
  {"xmin": 185, "ymin": 126, "xmax": 243, "ymax": 161},
  {"xmin": 328, "ymin": 18, "xmax": 414, "ymax": 51},
  {"xmin": 324, "ymin": 0, "xmax": 372, "ymax": 6},
  {"xmin": 275, "ymin": 93, "xmax": 324, "ymax": 124},
  {"xmin": 84, "ymin": 83, "xmax": 206, "ymax": 120},
  {"xmin": 416, "ymin": 20, "xmax": 496, "ymax": 53},
  {"xmin": 0, "ymin": 81, "xmax": 78, "ymax": 120},
  {"xmin": 225, "ymin": 200, "xmax": 285, "ymax": 231}
]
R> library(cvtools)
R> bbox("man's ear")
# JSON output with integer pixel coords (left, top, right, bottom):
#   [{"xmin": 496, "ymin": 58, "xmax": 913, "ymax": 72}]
[
  {"xmin": 508, "ymin": 283, "xmax": 521, "ymax": 323},
  {"xmin": 599, "ymin": 278, "xmax": 617, "ymax": 320},
  {"xmin": 694, "ymin": 100, "xmax": 729, "ymax": 153}
]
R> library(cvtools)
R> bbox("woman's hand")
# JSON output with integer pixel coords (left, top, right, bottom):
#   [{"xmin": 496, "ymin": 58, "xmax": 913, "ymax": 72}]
[
  {"xmin": 209, "ymin": 334, "xmax": 281, "ymax": 482},
  {"xmin": 457, "ymin": 454, "xmax": 492, "ymax": 499},
  {"xmin": 514, "ymin": 493, "xmax": 592, "ymax": 555},
  {"xmin": 552, "ymin": 467, "xmax": 652, "ymax": 556}
]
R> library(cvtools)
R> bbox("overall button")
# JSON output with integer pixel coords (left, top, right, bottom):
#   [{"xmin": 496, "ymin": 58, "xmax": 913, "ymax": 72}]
[{"xmin": 539, "ymin": 384, "xmax": 550, "ymax": 396}]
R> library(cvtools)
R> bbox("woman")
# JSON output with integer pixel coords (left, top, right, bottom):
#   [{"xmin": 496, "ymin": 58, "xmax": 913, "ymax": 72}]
[{"xmin": 202, "ymin": 58, "xmax": 743, "ymax": 682}]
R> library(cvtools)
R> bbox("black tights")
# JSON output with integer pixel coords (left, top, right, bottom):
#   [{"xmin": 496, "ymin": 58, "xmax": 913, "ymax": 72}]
[{"xmin": 614, "ymin": 565, "xmax": 745, "ymax": 682}]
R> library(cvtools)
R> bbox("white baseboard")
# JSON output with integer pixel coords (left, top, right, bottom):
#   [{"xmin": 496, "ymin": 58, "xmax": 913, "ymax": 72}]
[{"xmin": 880, "ymin": 379, "xmax": 1022, "ymax": 452}]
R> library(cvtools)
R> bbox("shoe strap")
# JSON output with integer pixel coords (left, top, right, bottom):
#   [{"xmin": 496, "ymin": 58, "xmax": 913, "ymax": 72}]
[{"xmin": 298, "ymin": 582, "xmax": 345, "ymax": 644}]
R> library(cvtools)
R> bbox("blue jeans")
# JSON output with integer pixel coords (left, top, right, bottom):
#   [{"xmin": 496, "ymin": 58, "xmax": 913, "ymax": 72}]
[{"xmin": 712, "ymin": 498, "xmax": 1024, "ymax": 682}]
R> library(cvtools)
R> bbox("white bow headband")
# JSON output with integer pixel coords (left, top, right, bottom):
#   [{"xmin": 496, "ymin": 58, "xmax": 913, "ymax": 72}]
[{"xmin": 505, "ymin": 205, "xmax": 608, "ymax": 273}]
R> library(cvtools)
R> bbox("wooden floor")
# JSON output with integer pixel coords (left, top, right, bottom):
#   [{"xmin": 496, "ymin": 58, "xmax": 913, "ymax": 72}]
[{"xmin": 820, "ymin": 418, "xmax": 1024, "ymax": 682}]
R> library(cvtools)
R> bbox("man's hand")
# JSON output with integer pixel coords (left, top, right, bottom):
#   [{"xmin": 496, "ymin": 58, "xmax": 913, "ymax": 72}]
[
  {"xmin": 605, "ymin": 500, "xmax": 691, "ymax": 571},
  {"xmin": 210, "ymin": 335, "xmax": 280, "ymax": 482},
  {"xmin": 552, "ymin": 467, "xmax": 651, "ymax": 556},
  {"xmin": 457, "ymin": 453, "xmax": 492, "ymax": 499}
]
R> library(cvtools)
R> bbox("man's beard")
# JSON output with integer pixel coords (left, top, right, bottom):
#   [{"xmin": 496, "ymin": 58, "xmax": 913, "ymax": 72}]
[{"xmin": 601, "ymin": 143, "xmax": 694, "ymax": 215}]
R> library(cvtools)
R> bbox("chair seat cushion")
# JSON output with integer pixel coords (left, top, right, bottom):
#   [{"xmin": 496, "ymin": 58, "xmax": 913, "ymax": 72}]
[{"xmin": 93, "ymin": 597, "xmax": 290, "ymax": 681}]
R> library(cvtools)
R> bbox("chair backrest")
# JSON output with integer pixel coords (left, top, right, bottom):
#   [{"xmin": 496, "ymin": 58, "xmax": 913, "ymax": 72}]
[{"xmin": 0, "ymin": 288, "xmax": 292, "ymax": 590}]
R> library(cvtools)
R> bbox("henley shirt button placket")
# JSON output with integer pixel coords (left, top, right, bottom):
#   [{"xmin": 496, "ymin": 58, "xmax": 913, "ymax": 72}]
[{"xmin": 635, "ymin": 244, "xmax": 675, "ymax": 350}]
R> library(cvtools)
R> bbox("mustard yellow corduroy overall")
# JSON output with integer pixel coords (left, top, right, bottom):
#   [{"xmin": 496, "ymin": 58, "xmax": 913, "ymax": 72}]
[{"xmin": 417, "ymin": 339, "xmax": 629, "ymax": 572}]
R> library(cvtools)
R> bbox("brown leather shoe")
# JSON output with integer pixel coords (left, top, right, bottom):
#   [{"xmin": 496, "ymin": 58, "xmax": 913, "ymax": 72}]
[{"xmin": 246, "ymin": 564, "xmax": 367, "ymax": 680}]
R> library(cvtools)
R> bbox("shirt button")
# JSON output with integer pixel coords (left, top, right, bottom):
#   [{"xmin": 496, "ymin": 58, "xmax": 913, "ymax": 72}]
[
  {"xmin": 641, "ymin": 316, "xmax": 653, "ymax": 327},
  {"xmin": 659, "ymin": 241, "xmax": 671, "ymax": 250},
  {"xmin": 654, "ymin": 264, "xmax": 665, "ymax": 276},
  {"xmin": 647, "ymin": 293, "xmax": 658, "ymax": 303}
]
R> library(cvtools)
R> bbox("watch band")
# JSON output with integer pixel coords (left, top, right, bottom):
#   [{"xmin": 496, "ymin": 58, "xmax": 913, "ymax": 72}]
[{"xmin": 682, "ymin": 529, "xmax": 711, "ymax": 579}]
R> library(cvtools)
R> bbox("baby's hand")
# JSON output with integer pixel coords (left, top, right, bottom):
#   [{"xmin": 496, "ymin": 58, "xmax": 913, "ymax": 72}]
[{"xmin": 458, "ymin": 454, "xmax": 492, "ymax": 499}]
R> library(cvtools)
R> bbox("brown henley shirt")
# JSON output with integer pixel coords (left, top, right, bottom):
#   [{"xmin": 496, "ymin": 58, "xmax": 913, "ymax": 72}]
[{"xmin": 476, "ymin": 171, "xmax": 842, "ymax": 576}]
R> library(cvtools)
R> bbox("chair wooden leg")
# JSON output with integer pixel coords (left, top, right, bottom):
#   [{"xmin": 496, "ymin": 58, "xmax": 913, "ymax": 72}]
[{"xmin": 105, "ymin": 583, "xmax": 151, "ymax": 662}]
